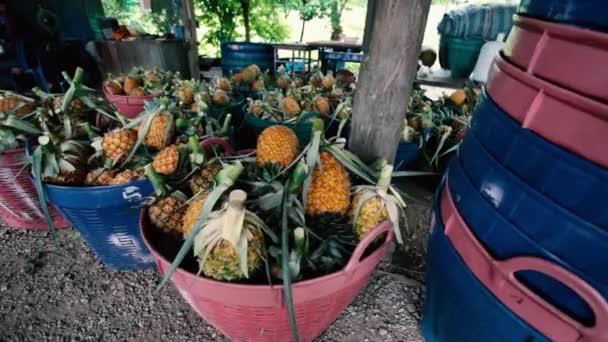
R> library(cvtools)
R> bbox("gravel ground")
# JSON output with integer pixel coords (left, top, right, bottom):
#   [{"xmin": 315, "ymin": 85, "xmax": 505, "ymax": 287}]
[{"xmin": 0, "ymin": 182, "xmax": 432, "ymax": 342}]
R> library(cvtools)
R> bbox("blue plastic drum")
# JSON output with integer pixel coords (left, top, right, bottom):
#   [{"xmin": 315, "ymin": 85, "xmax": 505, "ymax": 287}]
[
  {"xmin": 518, "ymin": 0, "xmax": 608, "ymax": 33},
  {"xmin": 422, "ymin": 185, "xmax": 549, "ymax": 342},
  {"xmin": 470, "ymin": 93, "xmax": 608, "ymax": 230},
  {"xmin": 447, "ymin": 157, "xmax": 606, "ymax": 323},
  {"xmin": 44, "ymin": 179, "xmax": 155, "ymax": 270}
]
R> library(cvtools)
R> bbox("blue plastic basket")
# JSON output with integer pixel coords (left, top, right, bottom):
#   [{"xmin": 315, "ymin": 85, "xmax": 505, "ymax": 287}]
[
  {"xmin": 448, "ymin": 157, "xmax": 607, "ymax": 323},
  {"xmin": 471, "ymin": 93, "xmax": 608, "ymax": 230},
  {"xmin": 394, "ymin": 141, "xmax": 420, "ymax": 171},
  {"xmin": 422, "ymin": 184, "xmax": 549, "ymax": 342},
  {"xmin": 44, "ymin": 179, "xmax": 155, "ymax": 270},
  {"xmin": 518, "ymin": 0, "xmax": 608, "ymax": 33}
]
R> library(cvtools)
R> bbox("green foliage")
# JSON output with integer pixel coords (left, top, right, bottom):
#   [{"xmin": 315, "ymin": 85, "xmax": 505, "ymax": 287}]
[
  {"xmin": 101, "ymin": 0, "xmax": 180, "ymax": 35},
  {"xmin": 278, "ymin": 0, "xmax": 335, "ymax": 41},
  {"xmin": 195, "ymin": 0, "xmax": 289, "ymax": 57}
]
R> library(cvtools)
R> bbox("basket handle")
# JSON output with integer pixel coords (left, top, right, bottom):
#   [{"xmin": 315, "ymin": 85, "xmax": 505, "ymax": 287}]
[
  {"xmin": 200, "ymin": 137, "xmax": 234, "ymax": 156},
  {"xmin": 440, "ymin": 184, "xmax": 608, "ymax": 342},
  {"xmin": 343, "ymin": 221, "xmax": 393, "ymax": 275}
]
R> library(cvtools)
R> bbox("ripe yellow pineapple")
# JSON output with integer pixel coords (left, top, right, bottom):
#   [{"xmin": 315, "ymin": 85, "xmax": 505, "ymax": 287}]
[
  {"xmin": 176, "ymin": 81, "xmax": 196, "ymax": 105},
  {"xmin": 152, "ymin": 145, "xmax": 179, "ymax": 175},
  {"xmin": 322, "ymin": 74, "xmax": 336, "ymax": 89},
  {"xmin": 281, "ymin": 96, "xmax": 301, "ymax": 117},
  {"xmin": 349, "ymin": 164, "xmax": 405, "ymax": 243},
  {"xmin": 142, "ymin": 113, "xmax": 174, "ymax": 150},
  {"xmin": 53, "ymin": 96, "xmax": 83, "ymax": 113},
  {"xmin": 242, "ymin": 64, "xmax": 262, "ymax": 83},
  {"xmin": 256, "ymin": 126, "xmax": 299, "ymax": 168},
  {"xmin": 123, "ymin": 76, "xmax": 141, "ymax": 95},
  {"xmin": 193, "ymin": 190, "xmax": 264, "ymax": 281},
  {"xmin": 104, "ymin": 80, "xmax": 124, "ymax": 95},
  {"xmin": 306, "ymin": 152, "xmax": 351, "ymax": 216},
  {"xmin": 149, "ymin": 196, "xmax": 186, "ymax": 235},
  {"xmin": 313, "ymin": 96, "xmax": 330, "ymax": 116},
  {"xmin": 129, "ymin": 87, "xmax": 146, "ymax": 96},
  {"xmin": 85, "ymin": 169, "xmax": 116, "ymax": 186},
  {"xmin": 101, "ymin": 129, "xmax": 138, "ymax": 162},
  {"xmin": 181, "ymin": 194, "xmax": 208, "ymax": 237},
  {"xmin": 350, "ymin": 192, "xmax": 389, "ymax": 239},
  {"xmin": 109, "ymin": 169, "xmax": 145, "ymax": 185},
  {"xmin": 231, "ymin": 72, "xmax": 243, "ymax": 85},
  {"xmin": 189, "ymin": 164, "xmax": 221, "ymax": 194}
]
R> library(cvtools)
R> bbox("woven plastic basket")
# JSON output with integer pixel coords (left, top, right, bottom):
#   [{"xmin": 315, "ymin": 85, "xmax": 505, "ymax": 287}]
[
  {"xmin": 0, "ymin": 148, "xmax": 68, "ymax": 229},
  {"xmin": 141, "ymin": 212, "xmax": 393, "ymax": 342},
  {"xmin": 104, "ymin": 88, "xmax": 154, "ymax": 118},
  {"xmin": 44, "ymin": 179, "xmax": 155, "ymax": 270}
]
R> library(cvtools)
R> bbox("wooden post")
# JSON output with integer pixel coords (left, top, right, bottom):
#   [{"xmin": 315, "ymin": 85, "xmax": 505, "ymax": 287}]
[
  {"xmin": 350, "ymin": 0, "xmax": 431, "ymax": 163},
  {"xmin": 182, "ymin": 0, "xmax": 200, "ymax": 79}
]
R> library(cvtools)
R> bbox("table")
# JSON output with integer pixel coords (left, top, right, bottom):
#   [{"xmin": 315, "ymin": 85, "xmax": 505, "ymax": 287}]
[
  {"xmin": 307, "ymin": 40, "xmax": 364, "ymax": 73},
  {"xmin": 272, "ymin": 43, "xmax": 320, "ymax": 74}
]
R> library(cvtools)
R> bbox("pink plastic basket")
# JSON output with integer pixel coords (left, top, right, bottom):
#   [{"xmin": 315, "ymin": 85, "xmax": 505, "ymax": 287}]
[
  {"xmin": 487, "ymin": 54, "xmax": 608, "ymax": 168},
  {"xmin": 440, "ymin": 183, "xmax": 608, "ymax": 342},
  {"xmin": 141, "ymin": 213, "xmax": 393, "ymax": 342},
  {"xmin": 104, "ymin": 88, "xmax": 154, "ymax": 119},
  {"xmin": 504, "ymin": 15, "xmax": 608, "ymax": 102},
  {"xmin": 0, "ymin": 149, "xmax": 69, "ymax": 229}
]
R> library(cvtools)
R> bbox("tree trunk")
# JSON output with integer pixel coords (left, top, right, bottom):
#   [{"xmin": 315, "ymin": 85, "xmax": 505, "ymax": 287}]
[
  {"xmin": 299, "ymin": 20, "xmax": 306, "ymax": 42},
  {"xmin": 241, "ymin": 0, "xmax": 251, "ymax": 42},
  {"xmin": 349, "ymin": 0, "xmax": 431, "ymax": 163},
  {"xmin": 330, "ymin": 1, "xmax": 343, "ymax": 40},
  {"xmin": 181, "ymin": 0, "xmax": 200, "ymax": 79}
]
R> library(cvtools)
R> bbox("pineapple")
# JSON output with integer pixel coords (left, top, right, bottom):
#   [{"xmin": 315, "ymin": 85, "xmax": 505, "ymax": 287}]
[
  {"xmin": 349, "ymin": 164, "xmax": 405, "ymax": 243},
  {"xmin": 37, "ymin": 139, "xmax": 89, "ymax": 186},
  {"xmin": 129, "ymin": 87, "xmax": 146, "ymax": 96},
  {"xmin": 109, "ymin": 169, "xmax": 145, "ymax": 185},
  {"xmin": 181, "ymin": 194, "xmax": 208, "ymax": 237},
  {"xmin": 306, "ymin": 152, "xmax": 351, "ymax": 216},
  {"xmin": 281, "ymin": 96, "xmax": 301, "ymax": 117},
  {"xmin": 313, "ymin": 96, "xmax": 330, "ymax": 116},
  {"xmin": 104, "ymin": 79, "xmax": 124, "ymax": 95},
  {"xmin": 217, "ymin": 77, "xmax": 232, "ymax": 92},
  {"xmin": 142, "ymin": 113, "xmax": 175, "ymax": 150},
  {"xmin": 449, "ymin": 89, "xmax": 467, "ymax": 106},
  {"xmin": 85, "ymin": 169, "xmax": 116, "ymax": 186},
  {"xmin": 212, "ymin": 89, "xmax": 229, "ymax": 106},
  {"xmin": 276, "ymin": 66, "xmax": 292, "ymax": 89},
  {"xmin": 193, "ymin": 190, "xmax": 265, "ymax": 281},
  {"xmin": 309, "ymin": 72, "xmax": 323, "ymax": 88},
  {"xmin": 101, "ymin": 129, "xmax": 137, "ymax": 163},
  {"xmin": 53, "ymin": 95, "xmax": 83, "ymax": 113},
  {"xmin": 231, "ymin": 72, "xmax": 243, "ymax": 85},
  {"xmin": 321, "ymin": 74, "xmax": 336, "ymax": 89},
  {"xmin": 0, "ymin": 94, "xmax": 32, "ymax": 114},
  {"xmin": 251, "ymin": 79, "xmax": 265, "ymax": 92},
  {"xmin": 176, "ymin": 80, "xmax": 197, "ymax": 105},
  {"xmin": 256, "ymin": 126, "xmax": 299, "ymax": 168},
  {"xmin": 144, "ymin": 70, "xmax": 161, "ymax": 85},
  {"xmin": 189, "ymin": 164, "xmax": 221, "ymax": 194},
  {"xmin": 242, "ymin": 64, "xmax": 261, "ymax": 83},
  {"xmin": 149, "ymin": 196, "xmax": 186, "ymax": 235},
  {"xmin": 152, "ymin": 145, "xmax": 179, "ymax": 175},
  {"xmin": 124, "ymin": 68, "xmax": 143, "ymax": 94}
]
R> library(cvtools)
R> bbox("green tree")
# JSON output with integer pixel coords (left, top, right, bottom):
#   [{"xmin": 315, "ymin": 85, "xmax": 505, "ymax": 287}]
[
  {"xmin": 329, "ymin": 0, "xmax": 350, "ymax": 40},
  {"xmin": 279, "ymin": 0, "xmax": 334, "ymax": 42}
]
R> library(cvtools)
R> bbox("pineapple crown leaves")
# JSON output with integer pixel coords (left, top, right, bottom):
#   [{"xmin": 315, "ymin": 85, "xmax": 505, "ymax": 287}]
[
  {"xmin": 0, "ymin": 113, "xmax": 42, "ymax": 136},
  {"xmin": 0, "ymin": 128, "xmax": 19, "ymax": 153},
  {"xmin": 30, "ymin": 145, "xmax": 59, "ymax": 243},
  {"xmin": 193, "ymin": 190, "xmax": 275, "ymax": 279},
  {"xmin": 158, "ymin": 162, "xmax": 245, "ymax": 289},
  {"xmin": 351, "ymin": 164, "xmax": 406, "ymax": 244}
]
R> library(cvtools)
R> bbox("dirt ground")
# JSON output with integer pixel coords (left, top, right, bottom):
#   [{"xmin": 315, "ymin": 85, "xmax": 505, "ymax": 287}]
[{"xmin": 0, "ymin": 180, "xmax": 433, "ymax": 342}]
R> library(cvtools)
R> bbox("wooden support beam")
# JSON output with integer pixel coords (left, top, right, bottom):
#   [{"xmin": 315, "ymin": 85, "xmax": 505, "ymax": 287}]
[
  {"xmin": 182, "ymin": 0, "xmax": 200, "ymax": 79},
  {"xmin": 349, "ymin": 0, "xmax": 431, "ymax": 163}
]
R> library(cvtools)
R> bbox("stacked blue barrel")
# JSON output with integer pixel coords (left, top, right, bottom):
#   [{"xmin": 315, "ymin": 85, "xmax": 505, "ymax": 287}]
[{"xmin": 422, "ymin": 0, "xmax": 608, "ymax": 340}]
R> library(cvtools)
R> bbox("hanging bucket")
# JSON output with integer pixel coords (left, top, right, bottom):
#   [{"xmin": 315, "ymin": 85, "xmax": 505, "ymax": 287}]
[
  {"xmin": 141, "ymin": 213, "xmax": 393, "ymax": 342},
  {"xmin": 0, "ymin": 148, "xmax": 68, "ymax": 229}
]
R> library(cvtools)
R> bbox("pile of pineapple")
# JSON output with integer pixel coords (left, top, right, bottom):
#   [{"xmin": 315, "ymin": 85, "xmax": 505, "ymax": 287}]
[
  {"xmin": 402, "ymin": 85, "xmax": 480, "ymax": 170},
  {"xmin": 149, "ymin": 118, "xmax": 406, "ymax": 284},
  {"xmin": 104, "ymin": 67, "xmax": 177, "ymax": 97},
  {"xmin": 0, "ymin": 91, "xmax": 41, "ymax": 153},
  {"xmin": 244, "ymin": 66, "xmax": 353, "ymax": 124}
]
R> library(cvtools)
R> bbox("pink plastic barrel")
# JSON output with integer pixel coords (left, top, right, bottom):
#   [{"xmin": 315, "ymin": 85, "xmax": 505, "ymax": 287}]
[
  {"xmin": 487, "ymin": 53, "xmax": 608, "ymax": 168},
  {"xmin": 440, "ymin": 183, "xmax": 608, "ymax": 342},
  {"xmin": 141, "ymin": 213, "xmax": 393, "ymax": 342},
  {"xmin": 0, "ymin": 149, "xmax": 69, "ymax": 229},
  {"xmin": 504, "ymin": 15, "xmax": 608, "ymax": 103},
  {"xmin": 104, "ymin": 88, "xmax": 154, "ymax": 118}
]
